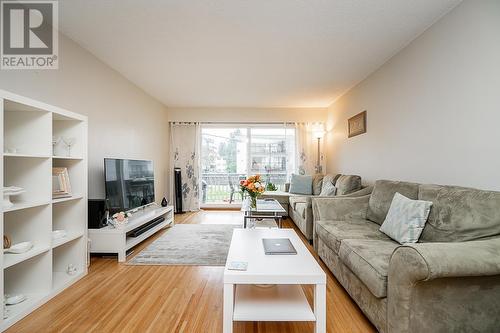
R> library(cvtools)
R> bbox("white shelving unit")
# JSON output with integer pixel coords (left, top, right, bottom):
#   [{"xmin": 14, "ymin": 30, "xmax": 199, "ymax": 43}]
[{"xmin": 1, "ymin": 90, "xmax": 88, "ymax": 331}]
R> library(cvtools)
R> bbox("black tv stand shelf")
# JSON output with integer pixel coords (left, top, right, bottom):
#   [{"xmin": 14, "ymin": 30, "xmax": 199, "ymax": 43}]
[{"xmin": 127, "ymin": 216, "xmax": 165, "ymax": 238}]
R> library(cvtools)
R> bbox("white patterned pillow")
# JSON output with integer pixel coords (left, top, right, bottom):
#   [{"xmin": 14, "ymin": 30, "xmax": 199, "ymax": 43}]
[
  {"xmin": 379, "ymin": 192, "xmax": 433, "ymax": 244},
  {"xmin": 319, "ymin": 181, "xmax": 337, "ymax": 196}
]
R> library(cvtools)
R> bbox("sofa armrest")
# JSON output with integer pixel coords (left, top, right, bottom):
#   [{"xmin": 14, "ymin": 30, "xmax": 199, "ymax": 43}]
[
  {"xmin": 388, "ymin": 238, "xmax": 500, "ymax": 332},
  {"xmin": 394, "ymin": 239, "xmax": 500, "ymax": 280},
  {"xmin": 289, "ymin": 195, "xmax": 312, "ymax": 204},
  {"xmin": 312, "ymin": 195, "xmax": 370, "ymax": 221}
]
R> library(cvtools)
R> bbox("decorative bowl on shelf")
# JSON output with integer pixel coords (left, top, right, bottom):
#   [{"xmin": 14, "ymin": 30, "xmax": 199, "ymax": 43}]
[
  {"xmin": 3, "ymin": 186, "xmax": 26, "ymax": 209},
  {"xmin": 4, "ymin": 241, "xmax": 33, "ymax": 254},
  {"xmin": 5, "ymin": 294, "xmax": 27, "ymax": 306},
  {"xmin": 52, "ymin": 230, "xmax": 67, "ymax": 240}
]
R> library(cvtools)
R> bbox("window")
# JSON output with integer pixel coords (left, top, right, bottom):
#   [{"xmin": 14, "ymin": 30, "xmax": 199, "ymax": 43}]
[{"xmin": 201, "ymin": 124, "xmax": 295, "ymax": 206}]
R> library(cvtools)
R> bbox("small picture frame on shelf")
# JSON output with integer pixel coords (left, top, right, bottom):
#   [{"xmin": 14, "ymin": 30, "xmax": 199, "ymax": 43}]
[{"xmin": 52, "ymin": 167, "xmax": 72, "ymax": 199}]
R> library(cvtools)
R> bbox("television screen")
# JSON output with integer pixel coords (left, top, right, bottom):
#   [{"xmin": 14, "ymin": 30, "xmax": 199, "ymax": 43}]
[{"xmin": 104, "ymin": 158, "xmax": 155, "ymax": 214}]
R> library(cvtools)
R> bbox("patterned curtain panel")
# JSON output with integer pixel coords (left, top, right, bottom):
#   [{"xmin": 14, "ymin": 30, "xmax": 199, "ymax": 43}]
[
  {"xmin": 170, "ymin": 122, "xmax": 201, "ymax": 211},
  {"xmin": 295, "ymin": 122, "xmax": 325, "ymax": 175}
]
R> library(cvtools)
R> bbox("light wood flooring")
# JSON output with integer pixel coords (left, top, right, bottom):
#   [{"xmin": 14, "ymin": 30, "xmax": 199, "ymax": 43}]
[{"xmin": 7, "ymin": 211, "xmax": 376, "ymax": 333}]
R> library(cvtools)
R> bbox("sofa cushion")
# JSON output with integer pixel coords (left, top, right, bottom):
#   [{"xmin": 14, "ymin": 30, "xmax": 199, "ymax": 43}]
[
  {"xmin": 289, "ymin": 196, "xmax": 312, "ymax": 210},
  {"xmin": 316, "ymin": 219, "xmax": 390, "ymax": 254},
  {"xmin": 339, "ymin": 239, "xmax": 399, "ymax": 298},
  {"xmin": 295, "ymin": 202, "xmax": 307, "ymax": 219},
  {"xmin": 289, "ymin": 174, "xmax": 313, "ymax": 195},
  {"xmin": 312, "ymin": 174, "xmax": 324, "ymax": 195},
  {"xmin": 367, "ymin": 180, "xmax": 420, "ymax": 225},
  {"xmin": 419, "ymin": 184, "xmax": 500, "ymax": 242},
  {"xmin": 336, "ymin": 175, "xmax": 362, "ymax": 195}
]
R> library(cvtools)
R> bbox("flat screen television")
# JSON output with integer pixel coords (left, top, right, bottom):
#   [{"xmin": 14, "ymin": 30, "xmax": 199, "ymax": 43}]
[{"xmin": 104, "ymin": 158, "xmax": 155, "ymax": 214}]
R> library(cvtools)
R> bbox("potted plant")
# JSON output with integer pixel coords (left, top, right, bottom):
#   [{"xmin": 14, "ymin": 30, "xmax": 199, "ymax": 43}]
[{"xmin": 240, "ymin": 175, "xmax": 265, "ymax": 208}]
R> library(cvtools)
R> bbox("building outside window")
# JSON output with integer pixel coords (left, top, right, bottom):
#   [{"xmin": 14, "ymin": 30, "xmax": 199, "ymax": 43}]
[{"xmin": 201, "ymin": 124, "xmax": 295, "ymax": 207}]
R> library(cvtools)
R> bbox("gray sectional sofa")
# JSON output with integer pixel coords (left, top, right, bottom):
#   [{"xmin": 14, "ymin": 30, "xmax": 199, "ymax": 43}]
[
  {"xmin": 262, "ymin": 174, "xmax": 371, "ymax": 241},
  {"xmin": 312, "ymin": 180, "xmax": 500, "ymax": 333}
]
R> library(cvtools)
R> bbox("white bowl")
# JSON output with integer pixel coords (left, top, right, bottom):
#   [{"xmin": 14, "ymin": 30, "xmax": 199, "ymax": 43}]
[
  {"xmin": 4, "ymin": 241, "xmax": 33, "ymax": 254},
  {"xmin": 5, "ymin": 294, "xmax": 27, "ymax": 305},
  {"xmin": 52, "ymin": 230, "xmax": 67, "ymax": 240}
]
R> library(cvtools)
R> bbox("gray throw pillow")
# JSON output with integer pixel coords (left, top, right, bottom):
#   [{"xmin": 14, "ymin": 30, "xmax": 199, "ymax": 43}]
[
  {"xmin": 289, "ymin": 174, "xmax": 313, "ymax": 195},
  {"xmin": 336, "ymin": 175, "xmax": 361, "ymax": 195},
  {"xmin": 312, "ymin": 174, "xmax": 324, "ymax": 195},
  {"xmin": 379, "ymin": 192, "xmax": 433, "ymax": 244}
]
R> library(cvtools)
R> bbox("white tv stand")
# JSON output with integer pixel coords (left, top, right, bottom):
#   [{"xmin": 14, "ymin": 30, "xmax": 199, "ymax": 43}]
[{"xmin": 89, "ymin": 204, "xmax": 174, "ymax": 262}]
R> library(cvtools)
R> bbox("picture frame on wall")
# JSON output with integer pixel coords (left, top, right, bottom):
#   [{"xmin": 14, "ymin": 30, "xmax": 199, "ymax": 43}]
[{"xmin": 348, "ymin": 111, "xmax": 367, "ymax": 138}]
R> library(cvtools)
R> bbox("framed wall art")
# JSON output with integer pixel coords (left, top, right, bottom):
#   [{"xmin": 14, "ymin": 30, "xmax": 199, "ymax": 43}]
[{"xmin": 348, "ymin": 111, "xmax": 367, "ymax": 138}]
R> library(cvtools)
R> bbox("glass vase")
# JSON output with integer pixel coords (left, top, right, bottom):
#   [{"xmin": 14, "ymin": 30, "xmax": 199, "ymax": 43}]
[{"xmin": 250, "ymin": 195, "xmax": 257, "ymax": 209}]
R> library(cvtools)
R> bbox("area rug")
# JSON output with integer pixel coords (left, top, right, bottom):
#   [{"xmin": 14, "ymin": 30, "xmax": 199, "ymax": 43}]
[{"xmin": 127, "ymin": 224, "xmax": 238, "ymax": 266}]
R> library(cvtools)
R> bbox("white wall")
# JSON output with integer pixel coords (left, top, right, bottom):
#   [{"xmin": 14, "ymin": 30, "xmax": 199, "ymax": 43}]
[
  {"xmin": 0, "ymin": 34, "xmax": 170, "ymax": 200},
  {"xmin": 326, "ymin": 0, "xmax": 500, "ymax": 190},
  {"xmin": 168, "ymin": 107, "xmax": 327, "ymax": 123}
]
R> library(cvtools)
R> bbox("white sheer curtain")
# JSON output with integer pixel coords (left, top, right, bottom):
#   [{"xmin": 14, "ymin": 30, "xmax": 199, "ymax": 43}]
[
  {"xmin": 170, "ymin": 122, "xmax": 201, "ymax": 211},
  {"xmin": 295, "ymin": 122, "xmax": 325, "ymax": 175}
]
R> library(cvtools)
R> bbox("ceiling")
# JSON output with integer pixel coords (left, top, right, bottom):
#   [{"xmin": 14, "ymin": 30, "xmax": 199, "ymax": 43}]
[{"xmin": 59, "ymin": 0, "xmax": 461, "ymax": 108}]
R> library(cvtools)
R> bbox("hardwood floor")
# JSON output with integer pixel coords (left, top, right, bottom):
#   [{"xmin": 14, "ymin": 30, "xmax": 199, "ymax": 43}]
[{"xmin": 7, "ymin": 211, "xmax": 376, "ymax": 333}]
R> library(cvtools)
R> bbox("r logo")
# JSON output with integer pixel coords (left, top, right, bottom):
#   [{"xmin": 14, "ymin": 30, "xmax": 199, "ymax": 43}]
[{"xmin": 2, "ymin": 2, "xmax": 53, "ymax": 54}]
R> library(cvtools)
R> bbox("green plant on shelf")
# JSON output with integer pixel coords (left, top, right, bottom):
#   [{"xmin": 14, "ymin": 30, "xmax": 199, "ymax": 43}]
[{"xmin": 266, "ymin": 182, "xmax": 278, "ymax": 191}]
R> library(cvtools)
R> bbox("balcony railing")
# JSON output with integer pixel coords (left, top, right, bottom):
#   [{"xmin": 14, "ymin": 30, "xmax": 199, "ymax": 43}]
[{"xmin": 201, "ymin": 172, "xmax": 288, "ymax": 204}]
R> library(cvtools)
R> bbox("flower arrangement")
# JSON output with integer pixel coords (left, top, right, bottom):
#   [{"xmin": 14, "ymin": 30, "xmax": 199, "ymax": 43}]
[
  {"xmin": 110, "ymin": 212, "xmax": 129, "ymax": 228},
  {"xmin": 240, "ymin": 174, "xmax": 265, "ymax": 208}
]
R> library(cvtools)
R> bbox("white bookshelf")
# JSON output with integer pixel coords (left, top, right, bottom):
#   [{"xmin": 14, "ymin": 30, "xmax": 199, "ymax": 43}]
[{"xmin": 1, "ymin": 90, "xmax": 88, "ymax": 331}]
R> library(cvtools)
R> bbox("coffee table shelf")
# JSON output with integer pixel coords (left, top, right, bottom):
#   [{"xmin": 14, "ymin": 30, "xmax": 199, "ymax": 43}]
[
  {"xmin": 233, "ymin": 284, "xmax": 315, "ymax": 321},
  {"xmin": 224, "ymin": 229, "xmax": 326, "ymax": 333}
]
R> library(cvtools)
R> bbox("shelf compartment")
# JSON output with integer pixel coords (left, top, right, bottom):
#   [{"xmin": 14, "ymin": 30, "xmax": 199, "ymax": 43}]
[
  {"xmin": 233, "ymin": 284, "xmax": 315, "ymax": 322},
  {"xmin": 53, "ymin": 199, "xmax": 85, "ymax": 235},
  {"xmin": 52, "ymin": 115, "xmax": 85, "ymax": 158},
  {"xmin": 52, "ymin": 238, "xmax": 86, "ymax": 288},
  {"xmin": 4, "ymin": 205, "xmax": 51, "ymax": 269},
  {"xmin": 4, "ymin": 156, "xmax": 51, "ymax": 206},
  {"xmin": 52, "ymin": 231, "xmax": 84, "ymax": 249},
  {"xmin": 52, "ymin": 159, "xmax": 85, "ymax": 200},
  {"xmin": 4, "ymin": 106, "xmax": 51, "ymax": 156},
  {"xmin": 2, "ymin": 293, "xmax": 47, "ymax": 328},
  {"xmin": 4, "ymin": 252, "xmax": 52, "ymax": 324}
]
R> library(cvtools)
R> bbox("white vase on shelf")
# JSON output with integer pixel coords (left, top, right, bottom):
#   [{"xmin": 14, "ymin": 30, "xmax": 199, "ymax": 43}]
[{"xmin": 3, "ymin": 186, "xmax": 25, "ymax": 208}]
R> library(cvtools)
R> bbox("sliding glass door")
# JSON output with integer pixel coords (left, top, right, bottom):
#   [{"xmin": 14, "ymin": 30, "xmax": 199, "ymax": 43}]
[{"xmin": 201, "ymin": 124, "xmax": 295, "ymax": 207}]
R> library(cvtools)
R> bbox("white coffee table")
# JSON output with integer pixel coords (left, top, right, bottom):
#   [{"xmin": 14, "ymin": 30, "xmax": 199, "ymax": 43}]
[{"xmin": 223, "ymin": 229, "xmax": 327, "ymax": 333}]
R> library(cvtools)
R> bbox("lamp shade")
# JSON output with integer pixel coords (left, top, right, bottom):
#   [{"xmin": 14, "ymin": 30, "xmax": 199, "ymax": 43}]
[{"xmin": 312, "ymin": 124, "xmax": 325, "ymax": 139}]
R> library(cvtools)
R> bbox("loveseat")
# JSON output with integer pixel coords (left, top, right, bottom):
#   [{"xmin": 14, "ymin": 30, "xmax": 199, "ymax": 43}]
[
  {"xmin": 312, "ymin": 180, "xmax": 500, "ymax": 332},
  {"xmin": 262, "ymin": 174, "xmax": 372, "ymax": 241}
]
